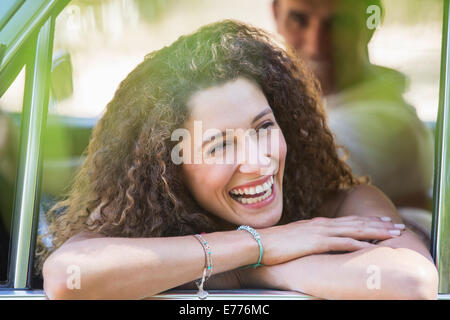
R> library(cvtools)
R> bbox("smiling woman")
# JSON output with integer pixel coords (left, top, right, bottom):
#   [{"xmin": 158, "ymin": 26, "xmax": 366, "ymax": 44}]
[
  {"xmin": 182, "ymin": 78, "xmax": 287, "ymax": 229},
  {"xmin": 36, "ymin": 19, "xmax": 438, "ymax": 300}
]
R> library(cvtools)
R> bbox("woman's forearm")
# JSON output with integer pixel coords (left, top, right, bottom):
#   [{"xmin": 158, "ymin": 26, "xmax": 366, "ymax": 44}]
[
  {"xmin": 43, "ymin": 230, "xmax": 259, "ymax": 299},
  {"xmin": 239, "ymin": 246, "xmax": 438, "ymax": 300}
]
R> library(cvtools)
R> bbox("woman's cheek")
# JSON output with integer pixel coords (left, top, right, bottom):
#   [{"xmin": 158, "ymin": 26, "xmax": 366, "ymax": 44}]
[
  {"xmin": 276, "ymin": 130, "xmax": 287, "ymax": 169},
  {"xmin": 201, "ymin": 164, "xmax": 235, "ymax": 192},
  {"xmin": 281, "ymin": 135, "xmax": 287, "ymax": 162},
  {"xmin": 185, "ymin": 163, "xmax": 234, "ymax": 200}
]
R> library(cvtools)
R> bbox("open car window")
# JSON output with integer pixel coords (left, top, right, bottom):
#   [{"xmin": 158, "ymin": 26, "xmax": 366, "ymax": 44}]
[
  {"xmin": 0, "ymin": 0, "xmax": 449, "ymax": 299},
  {"xmin": 0, "ymin": 0, "xmax": 69, "ymax": 291},
  {"xmin": 0, "ymin": 67, "xmax": 24, "ymax": 285}
]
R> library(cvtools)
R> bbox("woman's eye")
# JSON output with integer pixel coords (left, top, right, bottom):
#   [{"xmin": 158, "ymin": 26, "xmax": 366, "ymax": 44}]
[
  {"xmin": 208, "ymin": 141, "xmax": 229, "ymax": 155},
  {"xmin": 257, "ymin": 121, "xmax": 275, "ymax": 131}
]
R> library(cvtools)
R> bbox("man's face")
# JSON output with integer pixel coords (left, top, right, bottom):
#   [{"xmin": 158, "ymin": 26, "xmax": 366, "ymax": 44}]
[{"xmin": 273, "ymin": 0, "xmax": 369, "ymax": 94}]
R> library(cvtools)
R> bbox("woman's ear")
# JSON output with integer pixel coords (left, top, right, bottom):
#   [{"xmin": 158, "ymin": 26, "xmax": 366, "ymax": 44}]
[{"xmin": 180, "ymin": 162, "xmax": 188, "ymax": 186}]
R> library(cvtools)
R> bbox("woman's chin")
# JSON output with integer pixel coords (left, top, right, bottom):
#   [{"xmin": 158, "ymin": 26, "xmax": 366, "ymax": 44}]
[
  {"xmin": 228, "ymin": 188, "xmax": 283, "ymax": 227},
  {"xmin": 232, "ymin": 206, "xmax": 282, "ymax": 229},
  {"xmin": 250, "ymin": 211, "xmax": 282, "ymax": 229}
]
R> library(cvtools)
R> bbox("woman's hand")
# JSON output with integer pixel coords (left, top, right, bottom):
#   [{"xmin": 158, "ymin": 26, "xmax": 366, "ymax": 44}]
[{"xmin": 257, "ymin": 215, "xmax": 405, "ymax": 266}]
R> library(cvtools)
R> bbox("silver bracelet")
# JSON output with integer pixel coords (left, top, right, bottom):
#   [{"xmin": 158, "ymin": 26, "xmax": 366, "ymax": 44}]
[
  {"xmin": 193, "ymin": 234, "xmax": 213, "ymax": 299},
  {"xmin": 237, "ymin": 225, "xmax": 264, "ymax": 269}
]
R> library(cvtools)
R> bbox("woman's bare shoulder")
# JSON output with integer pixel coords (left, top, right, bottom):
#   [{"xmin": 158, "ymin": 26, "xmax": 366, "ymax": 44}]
[
  {"xmin": 332, "ymin": 184, "xmax": 401, "ymax": 220},
  {"xmin": 316, "ymin": 184, "xmax": 381, "ymax": 218},
  {"xmin": 317, "ymin": 188, "xmax": 350, "ymax": 218}
]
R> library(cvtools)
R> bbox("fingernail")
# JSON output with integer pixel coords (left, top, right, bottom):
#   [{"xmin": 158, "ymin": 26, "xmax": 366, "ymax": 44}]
[
  {"xmin": 394, "ymin": 224, "xmax": 405, "ymax": 229},
  {"xmin": 380, "ymin": 217, "xmax": 392, "ymax": 222},
  {"xmin": 389, "ymin": 229, "xmax": 401, "ymax": 236}
]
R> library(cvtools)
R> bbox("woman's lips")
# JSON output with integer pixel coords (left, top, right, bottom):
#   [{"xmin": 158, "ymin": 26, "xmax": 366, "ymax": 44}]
[
  {"xmin": 229, "ymin": 176, "xmax": 276, "ymax": 209},
  {"xmin": 229, "ymin": 175, "xmax": 273, "ymax": 197}
]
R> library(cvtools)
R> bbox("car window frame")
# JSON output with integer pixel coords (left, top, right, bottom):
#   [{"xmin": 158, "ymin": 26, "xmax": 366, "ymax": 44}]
[
  {"xmin": 0, "ymin": 0, "xmax": 448, "ymax": 299},
  {"xmin": 0, "ymin": 0, "xmax": 68, "ymax": 290},
  {"xmin": 431, "ymin": 0, "xmax": 450, "ymax": 297}
]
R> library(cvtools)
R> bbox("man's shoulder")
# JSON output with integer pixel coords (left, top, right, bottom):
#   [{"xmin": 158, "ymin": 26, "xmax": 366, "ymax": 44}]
[
  {"xmin": 326, "ymin": 64, "xmax": 409, "ymax": 109},
  {"xmin": 368, "ymin": 64, "xmax": 406, "ymax": 83}
]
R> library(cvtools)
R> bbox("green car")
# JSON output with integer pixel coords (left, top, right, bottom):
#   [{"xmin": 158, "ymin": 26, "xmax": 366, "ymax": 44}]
[{"xmin": 0, "ymin": 0, "xmax": 448, "ymax": 299}]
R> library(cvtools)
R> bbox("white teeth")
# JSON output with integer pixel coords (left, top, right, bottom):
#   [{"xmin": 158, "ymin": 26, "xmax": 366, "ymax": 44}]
[
  {"xmin": 230, "ymin": 175, "xmax": 275, "ymax": 201},
  {"xmin": 234, "ymin": 184, "xmax": 273, "ymax": 205}
]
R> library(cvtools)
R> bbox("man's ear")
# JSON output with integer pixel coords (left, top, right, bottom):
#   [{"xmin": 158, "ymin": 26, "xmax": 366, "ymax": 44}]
[
  {"xmin": 272, "ymin": 0, "xmax": 278, "ymax": 20},
  {"xmin": 272, "ymin": 0, "xmax": 280, "ymax": 32}
]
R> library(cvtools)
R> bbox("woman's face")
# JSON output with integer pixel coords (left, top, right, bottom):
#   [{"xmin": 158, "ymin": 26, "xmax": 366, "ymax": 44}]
[{"xmin": 181, "ymin": 77, "xmax": 287, "ymax": 229}]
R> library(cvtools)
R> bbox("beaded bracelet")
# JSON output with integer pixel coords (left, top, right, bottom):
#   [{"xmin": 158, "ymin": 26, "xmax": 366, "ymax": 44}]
[
  {"xmin": 193, "ymin": 234, "xmax": 213, "ymax": 299},
  {"xmin": 237, "ymin": 225, "xmax": 264, "ymax": 269}
]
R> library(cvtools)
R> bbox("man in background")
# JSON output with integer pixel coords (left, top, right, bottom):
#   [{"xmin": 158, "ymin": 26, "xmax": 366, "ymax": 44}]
[{"xmin": 272, "ymin": 0, "xmax": 434, "ymax": 215}]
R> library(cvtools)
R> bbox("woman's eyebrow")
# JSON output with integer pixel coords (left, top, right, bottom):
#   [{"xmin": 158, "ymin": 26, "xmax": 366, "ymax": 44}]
[
  {"xmin": 252, "ymin": 107, "xmax": 273, "ymax": 124},
  {"xmin": 200, "ymin": 108, "xmax": 273, "ymax": 148},
  {"xmin": 202, "ymin": 132, "xmax": 225, "ymax": 148}
]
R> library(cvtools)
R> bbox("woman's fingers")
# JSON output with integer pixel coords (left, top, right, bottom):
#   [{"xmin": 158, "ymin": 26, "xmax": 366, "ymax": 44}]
[
  {"xmin": 324, "ymin": 237, "xmax": 375, "ymax": 252},
  {"xmin": 321, "ymin": 215, "xmax": 405, "ymax": 230},
  {"xmin": 333, "ymin": 215, "xmax": 392, "ymax": 222},
  {"xmin": 333, "ymin": 219, "xmax": 405, "ymax": 230},
  {"xmin": 329, "ymin": 226, "xmax": 403, "ymax": 240},
  {"xmin": 279, "ymin": 216, "xmax": 406, "ymax": 261}
]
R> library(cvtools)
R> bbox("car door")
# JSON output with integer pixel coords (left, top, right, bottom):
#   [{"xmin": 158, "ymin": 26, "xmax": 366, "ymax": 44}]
[{"xmin": 0, "ymin": 0, "xmax": 448, "ymax": 300}]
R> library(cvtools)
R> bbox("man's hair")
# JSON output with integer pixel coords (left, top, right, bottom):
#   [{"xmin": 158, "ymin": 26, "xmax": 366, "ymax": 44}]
[
  {"xmin": 366, "ymin": 0, "xmax": 383, "ymax": 11},
  {"xmin": 273, "ymin": 0, "xmax": 383, "ymax": 40},
  {"xmin": 273, "ymin": 0, "xmax": 384, "ymax": 15}
]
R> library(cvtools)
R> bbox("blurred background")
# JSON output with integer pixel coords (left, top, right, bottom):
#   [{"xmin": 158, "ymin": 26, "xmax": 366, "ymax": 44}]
[
  {"xmin": 0, "ymin": 0, "xmax": 445, "ymax": 285},
  {"xmin": 0, "ymin": 0, "xmax": 444, "ymax": 121}
]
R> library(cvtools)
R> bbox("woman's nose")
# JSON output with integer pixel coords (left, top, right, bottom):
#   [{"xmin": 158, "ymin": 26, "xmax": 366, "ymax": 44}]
[
  {"xmin": 238, "ymin": 153, "xmax": 272, "ymax": 174},
  {"xmin": 237, "ymin": 135, "xmax": 275, "ymax": 174}
]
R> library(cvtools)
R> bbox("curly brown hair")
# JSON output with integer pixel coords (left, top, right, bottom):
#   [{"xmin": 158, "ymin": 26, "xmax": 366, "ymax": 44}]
[{"xmin": 36, "ymin": 19, "xmax": 363, "ymax": 272}]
